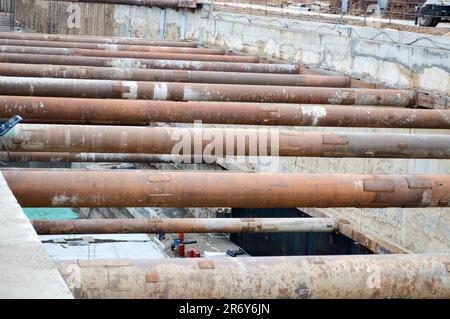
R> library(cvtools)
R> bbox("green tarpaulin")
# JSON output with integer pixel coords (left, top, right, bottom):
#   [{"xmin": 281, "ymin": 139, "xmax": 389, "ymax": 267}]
[{"xmin": 23, "ymin": 208, "xmax": 79, "ymax": 220}]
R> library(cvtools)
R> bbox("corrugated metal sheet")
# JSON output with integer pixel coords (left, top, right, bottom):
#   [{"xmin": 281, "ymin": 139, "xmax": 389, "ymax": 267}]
[
  {"xmin": 0, "ymin": 0, "xmax": 13, "ymax": 12},
  {"xmin": 230, "ymin": 208, "xmax": 372, "ymax": 256}
]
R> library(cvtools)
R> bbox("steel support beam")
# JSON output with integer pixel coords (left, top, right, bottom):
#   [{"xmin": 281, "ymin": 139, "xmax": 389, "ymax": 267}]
[
  {"xmin": 32, "ymin": 218, "xmax": 337, "ymax": 234},
  {"xmin": 0, "ymin": 46, "xmax": 259, "ymax": 63},
  {"xmin": 0, "ymin": 53, "xmax": 300, "ymax": 73},
  {"xmin": 0, "ymin": 39, "xmax": 223, "ymax": 54},
  {"xmin": 0, "ymin": 152, "xmax": 214, "ymax": 163},
  {"xmin": 56, "ymin": 254, "xmax": 450, "ymax": 298},
  {"xmin": 0, "ymin": 77, "xmax": 416, "ymax": 106},
  {"xmin": 0, "ymin": 31, "xmax": 197, "ymax": 47},
  {"xmin": 4, "ymin": 124, "xmax": 449, "ymax": 159},
  {"xmin": 2, "ymin": 170, "xmax": 450, "ymax": 208},
  {"xmin": 0, "ymin": 64, "xmax": 349, "ymax": 87},
  {"xmin": 0, "ymin": 96, "xmax": 448, "ymax": 128}
]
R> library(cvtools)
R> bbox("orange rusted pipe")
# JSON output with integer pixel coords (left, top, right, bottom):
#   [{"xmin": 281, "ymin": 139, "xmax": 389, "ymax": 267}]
[
  {"xmin": 32, "ymin": 218, "xmax": 337, "ymax": 234},
  {"xmin": 4, "ymin": 124, "xmax": 449, "ymax": 159},
  {"xmin": 0, "ymin": 64, "xmax": 348, "ymax": 87},
  {"xmin": 0, "ymin": 46, "xmax": 258, "ymax": 63},
  {"xmin": 0, "ymin": 96, "xmax": 447, "ymax": 128},
  {"xmin": 0, "ymin": 31, "xmax": 197, "ymax": 47},
  {"xmin": 2, "ymin": 170, "xmax": 450, "ymax": 208},
  {"xmin": 0, "ymin": 152, "xmax": 215, "ymax": 163},
  {"xmin": 56, "ymin": 254, "xmax": 450, "ymax": 299},
  {"xmin": 0, "ymin": 77, "xmax": 415, "ymax": 106},
  {"xmin": 0, "ymin": 53, "xmax": 300, "ymax": 73},
  {"xmin": 0, "ymin": 39, "xmax": 223, "ymax": 55}
]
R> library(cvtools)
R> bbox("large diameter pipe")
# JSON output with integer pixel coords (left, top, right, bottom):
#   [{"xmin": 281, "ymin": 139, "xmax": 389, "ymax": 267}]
[
  {"xmin": 0, "ymin": 46, "xmax": 259, "ymax": 63},
  {"xmin": 2, "ymin": 170, "xmax": 450, "ymax": 208},
  {"xmin": 0, "ymin": 39, "xmax": 223, "ymax": 54},
  {"xmin": 0, "ymin": 77, "xmax": 415, "ymax": 106},
  {"xmin": 0, "ymin": 152, "xmax": 215, "ymax": 163},
  {"xmin": 32, "ymin": 218, "xmax": 337, "ymax": 234},
  {"xmin": 56, "ymin": 254, "xmax": 450, "ymax": 298},
  {"xmin": 0, "ymin": 53, "xmax": 300, "ymax": 73},
  {"xmin": 4, "ymin": 124, "xmax": 449, "ymax": 159},
  {"xmin": 0, "ymin": 96, "xmax": 447, "ymax": 128},
  {"xmin": 0, "ymin": 31, "xmax": 197, "ymax": 47},
  {"xmin": 0, "ymin": 64, "xmax": 348, "ymax": 87}
]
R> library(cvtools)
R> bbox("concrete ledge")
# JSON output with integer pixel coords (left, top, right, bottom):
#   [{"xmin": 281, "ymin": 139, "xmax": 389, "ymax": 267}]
[{"xmin": 0, "ymin": 172, "xmax": 72, "ymax": 299}]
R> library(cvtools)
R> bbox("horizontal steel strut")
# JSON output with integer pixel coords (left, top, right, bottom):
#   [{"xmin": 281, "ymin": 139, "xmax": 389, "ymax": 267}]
[
  {"xmin": 0, "ymin": 96, "xmax": 447, "ymax": 128},
  {"xmin": 55, "ymin": 254, "xmax": 450, "ymax": 298},
  {"xmin": 3, "ymin": 124, "xmax": 449, "ymax": 158},
  {"xmin": 0, "ymin": 77, "xmax": 416, "ymax": 105},
  {"xmin": 2, "ymin": 170, "xmax": 450, "ymax": 208},
  {"xmin": 32, "ymin": 218, "xmax": 337, "ymax": 234}
]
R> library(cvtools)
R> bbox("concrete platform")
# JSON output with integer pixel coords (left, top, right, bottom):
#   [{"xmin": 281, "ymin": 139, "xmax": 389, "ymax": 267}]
[
  {"xmin": 40, "ymin": 233, "xmax": 168, "ymax": 260},
  {"xmin": 0, "ymin": 172, "xmax": 72, "ymax": 299}
]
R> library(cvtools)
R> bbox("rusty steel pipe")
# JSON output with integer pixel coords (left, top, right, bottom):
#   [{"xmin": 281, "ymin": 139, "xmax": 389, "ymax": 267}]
[
  {"xmin": 0, "ymin": 46, "xmax": 259, "ymax": 63},
  {"xmin": 0, "ymin": 32, "xmax": 197, "ymax": 47},
  {"xmin": 0, "ymin": 77, "xmax": 415, "ymax": 106},
  {"xmin": 51, "ymin": 0, "xmax": 198, "ymax": 8},
  {"xmin": 56, "ymin": 254, "xmax": 450, "ymax": 298},
  {"xmin": 4, "ymin": 124, "xmax": 449, "ymax": 159},
  {"xmin": 2, "ymin": 170, "xmax": 450, "ymax": 208},
  {"xmin": 0, "ymin": 152, "xmax": 216, "ymax": 163},
  {"xmin": 0, "ymin": 64, "xmax": 348, "ymax": 87},
  {"xmin": 0, "ymin": 39, "xmax": 223, "ymax": 54},
  {"xmin": 0, "ymin": 96, "xmax": 447, "ymax": 128},
  {"xmin": 32, "ymin": 218, "xmax": 337, "ymax": 234},
  {"xmin": 0, "ymin": 53, "xmax": 300, "ymax": 73}
]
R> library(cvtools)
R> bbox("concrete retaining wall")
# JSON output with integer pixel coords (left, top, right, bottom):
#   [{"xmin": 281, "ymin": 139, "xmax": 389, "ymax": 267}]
[{"xmin": 194, "ymin": 9, "xmax": 450, "ymax": 96}]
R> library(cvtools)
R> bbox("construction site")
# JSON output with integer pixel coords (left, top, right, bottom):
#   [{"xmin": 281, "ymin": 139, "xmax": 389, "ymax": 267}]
[{"xmin": 0, "ymin": 0, "xmax": 449, "ymax": 300}]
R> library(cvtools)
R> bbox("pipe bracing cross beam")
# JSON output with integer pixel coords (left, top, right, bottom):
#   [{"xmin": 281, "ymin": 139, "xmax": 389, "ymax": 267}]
[
  {"xmin": 0, "ymin": 96, "xmax": 448, "ymax": 128},
  {"xmin": 0, "ymin": 53, "xmax": 300, "ymax": 73},
  {"xmin": 0, "ymin": 152, "xmax": 207, "ymax": 163},
  {"xmin": 0, "ymin": 77, "xmax": 416, "ymax": 105},
  {"xmin": 56, "ymin": 254, "xmax": 450, "ymax": 298},
  {"xmin": 32, "ymin": 218, "xmax": 337, "ymax": 234},
  {"xmin": 0, "ymin": 46, "xmax": 259, "ymax": 63},
  {"xmin": 3, "ymin": 124, "xmax": 449, "ymax": 159},
  {"xmin": 2, "ymin": 170, "xmax": 450, "ymax": 208},
  {"xmin": 0, "ymin": 31, "xmax": 198, "ymax": 47},
  {"xmin": 0, "ymin": 64, "xmax": 350, "ymax": 87},
  {"xmin": 0, "ymin": 40, "xmax": 224, "ymax": 54}
]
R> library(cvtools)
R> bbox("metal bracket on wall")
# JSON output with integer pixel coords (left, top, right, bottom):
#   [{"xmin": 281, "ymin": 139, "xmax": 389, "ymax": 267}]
[{"xmin": 0, "ymin": 115, "xmax": 22, "ymax": 137}]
